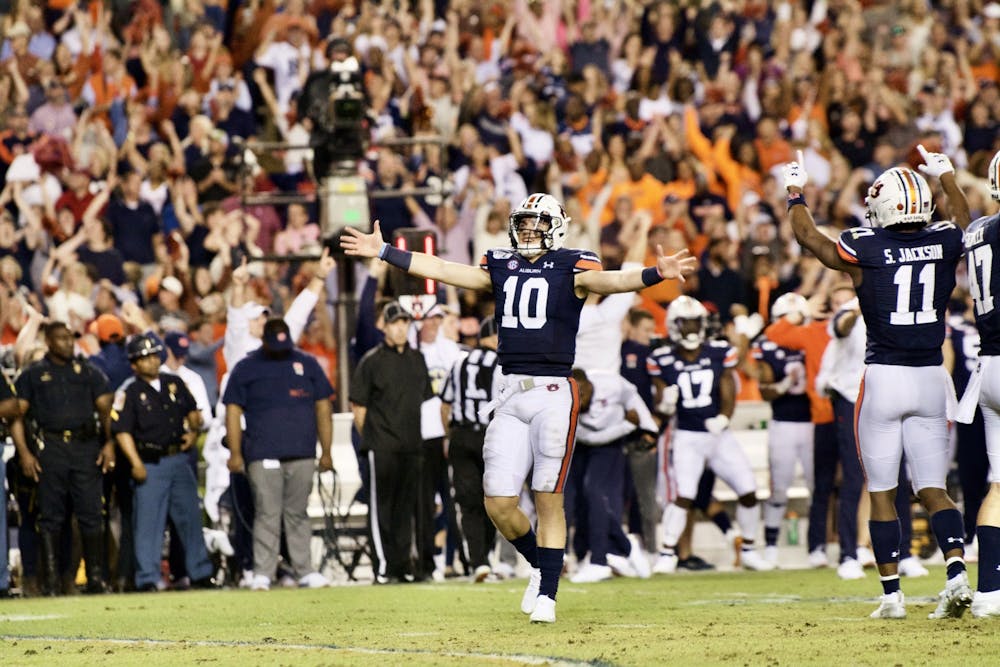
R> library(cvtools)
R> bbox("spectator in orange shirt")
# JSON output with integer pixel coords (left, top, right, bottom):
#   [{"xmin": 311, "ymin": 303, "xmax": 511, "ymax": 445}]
[
  {"xmin": 600, "ymin": 156, "xmax": 666, "ymax": 226},
  {"xmin": 753, "ymin": 116, "xmax": 793, "ymax": 173}
]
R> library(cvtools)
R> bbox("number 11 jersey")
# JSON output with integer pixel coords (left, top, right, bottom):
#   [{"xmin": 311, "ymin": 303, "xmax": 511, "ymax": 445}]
[
  {"xmin": 480, "ymin": 247, "xmax": 602, "ymax": 377},
  {"xmin": 837, "ymin": 223, "xmax": 963, "ymax": 366}
]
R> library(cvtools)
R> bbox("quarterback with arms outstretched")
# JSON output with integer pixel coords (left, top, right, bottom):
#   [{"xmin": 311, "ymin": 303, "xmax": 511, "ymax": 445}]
[
  {"xmin": 342, "ymin": 193, "xmax": 696, "ymax": 623},
  {"xmin": 784, "ymin": 146, "xmax": 972, "ymax": 620}
]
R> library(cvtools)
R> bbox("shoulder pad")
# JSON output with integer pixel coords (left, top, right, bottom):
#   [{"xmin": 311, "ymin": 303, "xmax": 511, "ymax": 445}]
[{"xmin": 489, "ymin": 249, "xmax": 514, "ymax": 260}]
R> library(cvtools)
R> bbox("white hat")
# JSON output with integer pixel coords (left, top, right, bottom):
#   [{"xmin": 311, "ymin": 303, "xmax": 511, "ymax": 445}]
[
  {"xmin": 985, "ymin": 3, "xmax": 1000, "ymax": 19},
  {"xmin": 160, "ymin": 275, "xmax": 184, "ymax": 297}
]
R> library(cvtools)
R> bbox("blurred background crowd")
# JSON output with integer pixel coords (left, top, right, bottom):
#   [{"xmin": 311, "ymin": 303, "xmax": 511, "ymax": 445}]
[{"xmin": 0, "ymin": 0, "xmax": 998, "ymax": 592}]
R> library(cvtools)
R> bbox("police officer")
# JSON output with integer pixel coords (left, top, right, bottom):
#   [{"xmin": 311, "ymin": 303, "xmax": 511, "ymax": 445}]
[
  {"xmin": 12, "ymin": 321, "xmax": 115, "ymax": 595},
  {"xmin": 111, "ymin": 333, "xmax": 214, "ymax": 592},
  {"xmin": 440, "ymin": 317, "xmax": 501, "ymax": 582}
]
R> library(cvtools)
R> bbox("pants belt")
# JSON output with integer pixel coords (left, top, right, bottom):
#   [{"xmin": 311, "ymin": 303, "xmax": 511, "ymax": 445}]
[
  {"xmin": 140, "ymin": 443, "xmax": 184, "ymax": 462},
  {"xmin": 42, "ymin": 429, "xmax": 92, "ymax": 442}
]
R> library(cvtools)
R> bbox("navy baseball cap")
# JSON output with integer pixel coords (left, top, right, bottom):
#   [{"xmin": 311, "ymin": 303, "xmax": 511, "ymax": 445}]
[
  {"xmin": 262, "ymin": 318, "xmax": 294, "ymax": 352},
  {"xmin": 382, "ymin": 301, "xmax": 412, "ymax": 324},
  {"xmin": 163, "ymin": 331, "xmax": 190, "ymax": 359}
]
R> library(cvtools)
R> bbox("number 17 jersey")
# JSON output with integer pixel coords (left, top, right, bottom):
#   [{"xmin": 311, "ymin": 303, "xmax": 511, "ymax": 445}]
[
  {"xmin": 964, "ymin": 213, "xmax": 1000, "ymax": 355},
  {"xmin": 480, "ymin": 247, "xmax": 602, "ymax": 377},
  {"xmin": 837, "ymin": 223, "xmax": 963, "ymax": 366}
]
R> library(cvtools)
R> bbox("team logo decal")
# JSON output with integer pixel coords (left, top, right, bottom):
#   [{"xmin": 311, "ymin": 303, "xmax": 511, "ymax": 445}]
[
  {"xmin": 625, "ymin": 354, "xmax": 637, "ymax": 369},
  {"xmin": 543, "ymin": 261, "xmax": 554, "ymax": 269},
  {"xmin": 507, "ymin": 259, "xmax": 519, "ymax": 270},
  {"xmin": 293, "ymin": 362, "xmax": 304, "ymax": 376},
  {"xmin": 547, "ymin": 384, "xmax": 559, "ymax": 392}
]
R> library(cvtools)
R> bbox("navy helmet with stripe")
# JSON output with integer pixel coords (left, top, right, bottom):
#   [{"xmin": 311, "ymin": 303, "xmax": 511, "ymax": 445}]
[{"xmin": 864, "ymin": 167, "xmax": 934, "ymax": 228}]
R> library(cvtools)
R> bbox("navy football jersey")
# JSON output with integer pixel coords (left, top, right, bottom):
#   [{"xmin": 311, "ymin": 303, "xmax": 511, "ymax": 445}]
[
  {"xmin": 837, "ymin": 222, "xmax": 963, "ymax": 366},
  {"xmin": 947, "ymin": 314, "xmax": 980, "ymax": 395},
  {"xmin": 646, "ymin": 340, "xmax": 737, "ymax": 432},
  {"xmin": 750, "ymin": 336, "xmax": 811, "ymax": 422},
  {"xmin": 480, "ymin": 247, "xmax": 601, "ymax": 376},
  {"xmin": 964, "ymin": 213, "xmax": 1000, "ymax": 355},
  {"xmin": 621, "ymin": 339, "xmax": 653, "ymax": 409}
]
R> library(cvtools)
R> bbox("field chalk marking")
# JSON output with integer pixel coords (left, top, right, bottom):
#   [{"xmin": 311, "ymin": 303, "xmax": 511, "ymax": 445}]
[{"xmin": 0, "ymin": 634, "xmax": 607, "ymax": 667}]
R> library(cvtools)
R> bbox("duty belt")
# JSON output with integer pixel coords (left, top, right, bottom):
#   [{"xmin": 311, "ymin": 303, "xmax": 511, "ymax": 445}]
[
  {"xmin": 42, "ymin": 428, "xmax": 93, "ymax": 442},
  {"xmin": 138, "ymin": 443, "xmax": 184, "ymax": 463}
]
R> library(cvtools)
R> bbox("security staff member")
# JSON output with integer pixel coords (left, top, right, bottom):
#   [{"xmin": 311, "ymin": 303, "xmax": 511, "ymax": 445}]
[
  {"xmin": 351, "ymin": 301, "xmax": 433, "ymax": 584},
  {"xmin": 224, "ymin": 318, "xmax": 334, "ymax": 591},
  {"xmin": 12, "ymin": 321, "xmax": 115, "ymax": 595},
  {"xmin": 111, "ymin": 333, "xmax": 214, "ymax": 592},
  {"xmin": 440, "ymin": 318, "xmax": 501, "ymax": 582}
]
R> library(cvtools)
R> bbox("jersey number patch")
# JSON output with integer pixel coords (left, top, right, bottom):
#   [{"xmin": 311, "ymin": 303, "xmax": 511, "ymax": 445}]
[
  {"xmin": 890, "ymin": 264, "xmax": 937, "ymax": 326},
  {"xmin": 968, "ymin": 245, "xmax": 995, "ymax": 317},
  {"xmin": 677, "ymin": 369, "xmax": 714, "ymax": 409},
  {"xmin": 501, "ymin": 276, "xmax": 549, "ymax": 330}
]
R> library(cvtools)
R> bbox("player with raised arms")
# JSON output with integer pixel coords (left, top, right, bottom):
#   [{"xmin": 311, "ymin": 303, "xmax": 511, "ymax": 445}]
[
  {"xmin": 783, "ymin": 145, "xmax": 972, "ymax": 619},
  {"xmin": 341, "ymin": 193, "xmax": 696, "ymax": 623}
]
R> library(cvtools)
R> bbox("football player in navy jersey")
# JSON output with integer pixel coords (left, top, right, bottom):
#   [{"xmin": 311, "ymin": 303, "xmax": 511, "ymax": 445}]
[
  {"xmin": 752, "ymin": 293, "xmax": 814, "ymax": 567},
  {"xmin": 783, "ymin": 146, "xmax": 972, "ymax": 620},
  {"xmin": 648, "ymin": 296, "xmax": 774, "ymax": 574},
  {"xmin": 341, "ymin": 193, "xmax": 696, "ymax": 623},
  {"xmin": 955, "ymin": 149, "xmax": 1000, "ymax": 618}
]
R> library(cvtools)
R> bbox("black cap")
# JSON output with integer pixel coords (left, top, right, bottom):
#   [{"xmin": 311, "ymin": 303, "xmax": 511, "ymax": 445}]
[
  {"xmin": 479, "ymin": 317, "xmax": 498, "ymax": 339},
  {"xmin": 127, "ymin": 333, "xmax": 164, "ymax": 361},
  {"xmin": 262, "ymin": 318, "xmax": 294, "ymax": 352},
  {"xmin": 381, "ymin": 300, "xmax": 412, "ymax": 324}
]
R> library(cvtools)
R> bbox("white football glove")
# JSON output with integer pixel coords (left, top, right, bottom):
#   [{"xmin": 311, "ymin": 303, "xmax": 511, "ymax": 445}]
[
  {"xmin": 704, "ymin": 414, "xmax": 730, "ymax": 434},
  {"xmin": 916, "ymin": 144, "xmax": 954, "ymax": 179},
  {"xmin": 782, "ymin": 150, "xmax": 808, "ymax": 190},
  {"xmin": 733, "ymin": 313, "xmax": 765, "ymax": 340},
  {"xmin": 657, "ymin": 385, "xmax": 680, "ymax": 416},
  {"xmin": 772, "ymin": 374, "xmax": 794, "ymax": 396}
]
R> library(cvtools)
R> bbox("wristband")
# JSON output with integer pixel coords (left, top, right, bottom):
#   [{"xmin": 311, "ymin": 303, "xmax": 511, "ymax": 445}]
[
  {"xmin": 641, "ymin": 266, "xmax": 664, "ymax": 287},
  {"xmin": 787, "ymin": 192, "xmax": 807, "ymax": 210},
  {"xmin": 378, "ymin": 243, "xmax": 413, "ymax": 271}
]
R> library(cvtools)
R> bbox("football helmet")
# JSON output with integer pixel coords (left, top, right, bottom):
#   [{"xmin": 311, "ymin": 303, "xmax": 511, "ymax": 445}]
[
  {"xmin": 126, "ymin": 333, "xmax": 164, "ymax": 361},
  {"xmin": 666, "ymin": 296, "xmax": 708, "ymax": 350},
  {"xmin": 865, "ymin": 167, "xmax": 933, "ymax": 228},
  {"xmin": 989, "ymin": 150, "xmax": 1000, "ymax": 202},
  {"xmin": 508, "ymin": 193, "xmax": 570, "ymax": 258},
  {"xmin": 770, "ymin": 292, "xmax": 810, "ymax": 322}
]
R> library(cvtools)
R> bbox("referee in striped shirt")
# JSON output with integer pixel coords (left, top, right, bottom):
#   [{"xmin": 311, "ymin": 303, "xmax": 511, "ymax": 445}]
[{"xmin": 441, "ymin": 318, "xmax": 502, "ymax": 582}]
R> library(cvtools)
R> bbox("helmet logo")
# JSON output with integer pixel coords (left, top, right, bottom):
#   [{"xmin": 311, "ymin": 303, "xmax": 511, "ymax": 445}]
[{"xmin": 869, "ymin": 181, "xmax": 883, "ymax": 200}]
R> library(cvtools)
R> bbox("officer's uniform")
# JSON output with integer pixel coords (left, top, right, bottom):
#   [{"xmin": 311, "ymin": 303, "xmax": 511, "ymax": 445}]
[
  {"xmin": 16, "ymin": 352, "xmax": 111, "ymax": 593},
  {"xmin": 0, "ymin": 375, "xmax": 15, "ymax": 593},
  {"xmin": 111, "ymin": 370, "xmax": 213, "ymax": 591}
]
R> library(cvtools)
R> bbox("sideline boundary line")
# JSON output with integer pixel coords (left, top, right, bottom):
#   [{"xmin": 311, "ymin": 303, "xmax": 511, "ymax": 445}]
[{"xmin": 0, "ymin": 634, "xmax": 613, "ymax": 667}]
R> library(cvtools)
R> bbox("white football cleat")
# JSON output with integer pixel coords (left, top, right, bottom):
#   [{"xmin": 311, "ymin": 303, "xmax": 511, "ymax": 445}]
[
  {"xmin": 837, "ymin": 558, "xmax": 865, "ymax": 580},
  {"xmin": 928, "ymin": 571, "xmax": 973, "ymax": 619},
  {"xmin": 249, "ymin": 574, "xmax": 271, "ymax": 591},
  {"xmin": 569, "ymin": 563, "xmax": 613, "ymax": 584},
  {"xmin": 652, "ymin": 552, "xmax": 678, "ymax": 575},
  {"xmin": 473, "ymin": 565, "xmax": 492, "ymax": 583},
  {"xmin": 870, "ymin": 591, "xmax": 906, "ymax": 619},
  {"xmin": 857, "ymin": 546, "xmax": 877, "ymax": 568},
  {"xmin": 606, "ymin": 553, "xmax": 636, "ymax": 578},
  {"xmin": 529, "ymin": 595, "xmax": 556, "ymax": 623},
  {"xmin": 897, "ymin": 556, "xmax": 929, "ymax": 578},
  {"xmin": 971, "ymin": 589, "xmax": 1000, "ymax": 618},
  {"xmin": 521, "ymin": 568, "xmax": 541, "ymax": 614},
  {"xmin": 808, "ymin": 548, "xmax": 829, "ymax": 568},
  {"xmin": 740, "ymin": 549, "xmax": 776, "ymax": 571},
  {"xmin": 763, "ymin": 545, "xmax": 780, "ymax": 567},
  {"xmin": 298, "ymin": 572, "xmax": 330, "ymax": 589},
  {"xmin": 627, "ymin": 536, "xmax": 652, "ymax": 579}
]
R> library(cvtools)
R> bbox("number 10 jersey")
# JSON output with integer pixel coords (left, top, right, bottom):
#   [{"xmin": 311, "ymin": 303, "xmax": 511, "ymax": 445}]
[
  {"xmin": 480, "ymin": 247, "xmax": 602, "ymax": 377},
  {"xmin": 836, "ymin": 222, "xmax": 963, "ymax": 366}
]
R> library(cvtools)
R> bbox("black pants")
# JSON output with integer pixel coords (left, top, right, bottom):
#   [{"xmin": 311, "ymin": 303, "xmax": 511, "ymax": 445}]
[
  {"xmin": 38, "ymin": 438, "xmax": 103, "ymax": 535},
  {"xmin": 368, "ymin": 449, "xmax": 421, "ymax": 580},
  {"xmin": 416, "ymin": 438, "xmax": 445, "ymax": 578},
  {"xmin": 449, "ymin": 426, "xmax": 495, "ymax": 570}
]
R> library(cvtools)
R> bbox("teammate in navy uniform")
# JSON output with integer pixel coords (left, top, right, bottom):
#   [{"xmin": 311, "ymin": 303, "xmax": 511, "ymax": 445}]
[
  {"xmin": 752, "ymin": 293, "xmax": 814, "ymax": 566},
  {"xmin": 783, "ymin": 146, "xmax": 972, "ymax": 619},
  {"xmin": 648, "ymin": 296, "xmax": 773, "ymax": 574},
  {"xmin": 341, "ymin": 192, "xmax": 696, "ymax": 623},
  {"xmin": 955, "ymin": 150, "xmax": 1000, "ymax": 618}
]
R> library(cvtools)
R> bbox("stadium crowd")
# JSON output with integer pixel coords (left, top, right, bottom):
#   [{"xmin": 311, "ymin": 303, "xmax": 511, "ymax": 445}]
[{"xmin": 0, "ymin": 0, "xmax": 999, "ymax": 598}]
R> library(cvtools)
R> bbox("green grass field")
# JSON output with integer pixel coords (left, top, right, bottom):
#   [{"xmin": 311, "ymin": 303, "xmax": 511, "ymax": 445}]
[{"xmin": 1, "ymin": 566, "xmax": 998, "ymax": 666}]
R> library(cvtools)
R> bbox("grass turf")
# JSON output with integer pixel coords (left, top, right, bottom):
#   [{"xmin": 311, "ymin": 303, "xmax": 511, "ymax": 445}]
[{"xmin": 1, "ymin": 566, "xmax": 997, "ymax": 666}]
